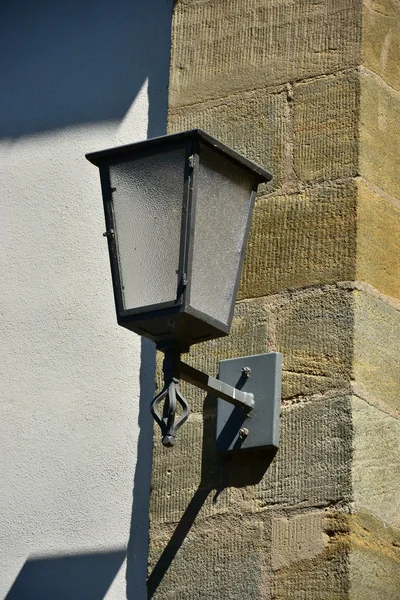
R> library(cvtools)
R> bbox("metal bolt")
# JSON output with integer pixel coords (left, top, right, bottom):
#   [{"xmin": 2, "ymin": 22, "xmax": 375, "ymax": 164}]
[
  {"xmin": 239, "ymin": 427, "xmax": 249, "ymax": 439},
  {"xmin": 162, "ymin": 435, "xmax": 175, "ymax": 448},
  {"xmin": 241, "ymin": 366, "xmax": 251, "ymax": 378}
]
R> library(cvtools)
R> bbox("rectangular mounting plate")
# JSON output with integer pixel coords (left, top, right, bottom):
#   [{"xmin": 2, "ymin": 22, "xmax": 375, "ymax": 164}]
[{"xmin": 216, "ymin": 353, "xmax": 282, "ymax": 453}]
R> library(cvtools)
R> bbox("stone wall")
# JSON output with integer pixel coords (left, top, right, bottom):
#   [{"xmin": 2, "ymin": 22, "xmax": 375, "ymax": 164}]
[{"xmin": 148, "ymin": 1, "xmax": 400, "ymax": 597}]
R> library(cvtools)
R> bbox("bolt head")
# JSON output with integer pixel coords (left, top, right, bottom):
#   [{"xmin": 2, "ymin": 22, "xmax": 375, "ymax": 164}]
[
  {"xmin": 239, "ymin": 427, "xmax": 249, "ymax": 439},
  {"xmin": 162, "ymin": 435, "xmax": 175, "ymax": 448}
]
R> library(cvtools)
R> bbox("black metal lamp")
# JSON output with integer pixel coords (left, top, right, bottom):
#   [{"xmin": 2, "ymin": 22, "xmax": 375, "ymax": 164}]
[{"xmin": 86, "ymin": 129, "xmax": 282, "ymax": 452}]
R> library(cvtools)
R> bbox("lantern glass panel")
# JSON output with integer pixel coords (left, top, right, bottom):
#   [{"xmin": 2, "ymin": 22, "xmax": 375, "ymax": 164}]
[
  {"xmin": 189, "ymin": 144, "xmax": 255, "ymax": 325},
  {"xmin": 108, "ymin": 146, "xmax": 186, "ymax": 311}
]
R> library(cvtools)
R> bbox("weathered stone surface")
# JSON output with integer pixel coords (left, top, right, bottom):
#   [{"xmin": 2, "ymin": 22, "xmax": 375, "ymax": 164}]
[
  {"xmin": 351, "ymin": 396, "xmax": 400, "ymax": 527},
  {"xmin": 150, "ymin": 395, "xmax": 353, "ymax": 530},
  {"xmin": 353, "ymin": 291, "xmax": 400, "ymax": 417},
  {"xmin": 168, "ymin": 87, "xmax": 288, "ymax": 191},
  {"xmin": 275, "ymin": 287, "xmax": 354, "ymax": 399},
  {"xmin": 271, "ymin": 511, "xmax": 329, "ymax": 571},
  {"xmin": 362, "ymin": 0, "xmax": 400, "ymax": 92},
  {"xmin": 256, "ymin": 396, "xmax": 353, "ymax": 509},
  {"xmin": 360, "ymin": 69, "xmax": 400, "ymax": 199},
  {"xmin": 238, "ymin": 178, "xmax": 400, "ymax": 302},
  {"xmin": 293, "ymin": 71, "xmax": 359, "ymax": 183},
  {"xmin": 272, "ymin": 511, "xmax": 350, "ymax": 599},
  {"xmin": 356, "ymin": 179, "xmax": 400, "ymax": 300},
  {"xmin": 273, "ymin": 550, "xmax": 349, "ymax": 599},
  {"xmin": 350, "ymin": 550, "xmax": 400, "ymax": 599},
  {"xmin": 239, "ymin": 181, "xmax": 358, "ymax": 300},
  {"xmin": 148, "ymin": 508, "xmax": 400, "ymax": 599},
  {"xmin": 273, "ymin": 510, "xmax": 400, "ymax": 599},
  {"xmin": 150, "ymin": 413, "xmax": 229, "ymax": 526},
  {"xmin": 349, "ymin": 512, "xmax": 400, "ymax": 599},
  {"xmin": 148, "ymin": 513, "xmax": 272, "ymax": 599},
  {"xmin": 170, "ymin": 0, "xmax": 362, "ymax": 108},
  {"xmin": 150, "ymin": 0, "xmax": 400, "ymax": 597}
]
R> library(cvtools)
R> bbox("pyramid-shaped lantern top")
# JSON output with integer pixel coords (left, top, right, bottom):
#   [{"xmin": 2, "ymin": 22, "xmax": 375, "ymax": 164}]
[{"xmin": 86, "ymin": 129, "xmax": 272, "ymax": 352}]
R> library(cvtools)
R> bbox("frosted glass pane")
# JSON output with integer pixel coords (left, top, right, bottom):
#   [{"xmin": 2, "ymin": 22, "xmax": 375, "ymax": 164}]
[
  {"xmin": 109, "ymin": 147, "xmax": 186, "ymax": 310},
  {"xmin": 190, "ymin": 146, "xmax": 255, "ymax": 325}
]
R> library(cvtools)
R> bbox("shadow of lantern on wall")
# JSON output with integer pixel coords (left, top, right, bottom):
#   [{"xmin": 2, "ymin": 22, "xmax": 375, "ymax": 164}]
[{"xmin": 86, "ymin": 129, "xmax": 282, "ymax": 452}]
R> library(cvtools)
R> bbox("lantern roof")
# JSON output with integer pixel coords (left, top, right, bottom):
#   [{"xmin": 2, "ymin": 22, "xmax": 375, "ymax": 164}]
[{"xmin": 85, "ymin": 128, "xmax": 272, "ymax": 184}]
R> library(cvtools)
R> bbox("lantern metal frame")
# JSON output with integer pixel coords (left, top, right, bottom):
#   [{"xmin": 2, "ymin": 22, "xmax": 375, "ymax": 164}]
[{"xmin": 86, "ymin": 129, "xmax": 272, "ymax": 353}]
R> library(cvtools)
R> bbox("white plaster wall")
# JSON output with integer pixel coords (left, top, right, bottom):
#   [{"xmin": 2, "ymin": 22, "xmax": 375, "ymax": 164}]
[{"xmin": 0, "ymin": 2, "xmax": 172, "ymax": 598}]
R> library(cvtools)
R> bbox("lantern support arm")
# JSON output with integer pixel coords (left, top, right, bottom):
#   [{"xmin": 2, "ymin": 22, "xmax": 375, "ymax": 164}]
[{"xmin": 178, "ymin": 361, "xmax": 255, "ymax": 412}]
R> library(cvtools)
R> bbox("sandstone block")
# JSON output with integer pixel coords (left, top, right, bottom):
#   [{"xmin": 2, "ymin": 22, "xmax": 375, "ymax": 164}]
[
  {"xmin": 273, "ymin": 510, "xmax": 400, "ymax": 599},
  {"xmin": 272, "ymin": 550, "xmax": 349, "ymax": 599},
  {"xmin": 349, "ymin": 511, "xmax": 400, "ymax": 599},
  {"xmin": 351, "ymin": 396, "xmax": 400, "ymax": 527},
  {"xmin": 275, "ymin": 288, "xmax": 354, "ymax": 398},
  {"xmin": 256, "ymin": 396, "xmax": 353, "ymax": 509},
  {"xmin": 170, "ymin": 0, "xmax": 362, "ymax": 107},
  {"xmin": 148, "ymin": 513, "xmax": 271, "ymax": 600},
  {"xmin": 271, "ymin": 511, "xmax": 329, "ymax": 571},
  {"xmin": 360, "ymin": 70, "xmax": 400, "ymax": 199},
  {"xmin": 188, "ymin": 286, "xmax": 355, "ymax": 404},
  {"xmin": 238, "ymin": 178, "xmax": 400, "ymax": 302},
  {"xmin": 272, "ymin": 511, "xmax": 350, "ymax": 599},
  {"xmin": 356, "ymin": 179, "xmax": 400, "ymax": 300},
  {"xmin": 350, "ymin": 549, "xmax": 400, "ymax": 600},
  {"xmin": 239, "ymin": 181, "xmax": 358, "ymax": 300},
  {"xmin": 353, "ymin": 291, "xmax": 400, "ymax": 418},
  {"xmin": 168, "ymin": 88, "xmax": 288, "ymax": 191},
  {"xmin": 293, "ymin": 71, "xmax": 359, "ymax": 183},
  {"xmin": 362, "ymin": 0, "xmax": 400, "ymax": 92}
]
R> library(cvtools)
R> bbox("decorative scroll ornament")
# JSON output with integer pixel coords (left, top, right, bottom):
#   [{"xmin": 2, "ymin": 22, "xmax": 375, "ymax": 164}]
[{"xmin": 150, "ymin": 377, "xmax": 190, "ymax": 447}]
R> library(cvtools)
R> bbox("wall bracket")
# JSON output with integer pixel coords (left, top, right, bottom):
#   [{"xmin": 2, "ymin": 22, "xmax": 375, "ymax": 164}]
[
  {"xmin": 151, "ymin": 349, "xmax": 281, "ymax": 452},
  {"xmin": 215, "ymin": 353, "xmax": 281, "ymax": 453}
]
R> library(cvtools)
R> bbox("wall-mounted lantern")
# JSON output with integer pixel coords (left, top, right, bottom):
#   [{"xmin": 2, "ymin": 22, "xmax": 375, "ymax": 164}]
[{"xmin": 86, "ymin": 129, "xmax": 281, "ymax": 452}]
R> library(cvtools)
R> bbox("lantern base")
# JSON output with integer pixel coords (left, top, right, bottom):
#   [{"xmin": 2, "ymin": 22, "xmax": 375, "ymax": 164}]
[
  {"xmin": 118, "ymin": 306, "xmax": 230, "ymax": 353},
  {"xmin": 216, "ymin": 353, "xmax": 282, "ymax": 453}
]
